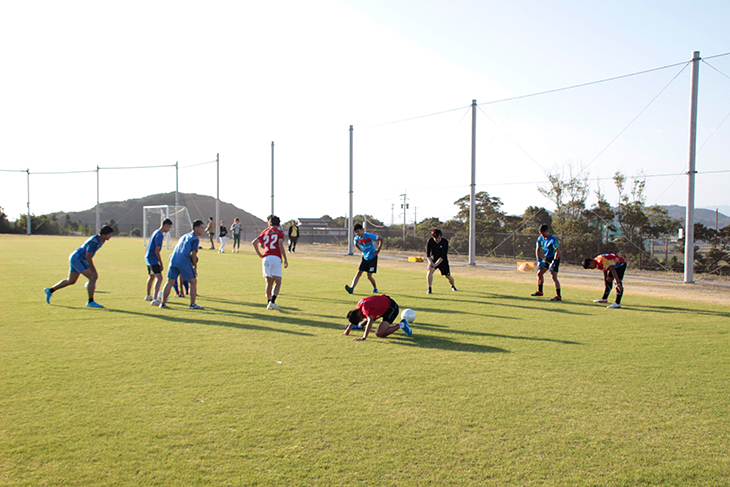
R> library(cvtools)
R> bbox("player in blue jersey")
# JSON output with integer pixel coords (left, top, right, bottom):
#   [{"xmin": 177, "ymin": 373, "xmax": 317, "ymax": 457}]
[
  {"xmin": 145, "ymin": 218, "xmax": 173, "ymax": 305},
  {"xmin": 531, "ymin": 224, "xmax": 562, "ymax": 301},
  {"xmin": 44, "ymin": 225, "xmax": 114, "ymax": 308},
  {"xmin": 158, "ymin": 220, "xmax": 205, "ymax": 310},
  {"xmin": 345, "ymin": 223, "xmax": 382, "ymax": 294}
]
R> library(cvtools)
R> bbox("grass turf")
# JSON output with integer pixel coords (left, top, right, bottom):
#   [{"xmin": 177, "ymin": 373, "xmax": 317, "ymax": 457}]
[{"xmin": 1, "ymin": 235, "xmax": 730, "ymax": 486}]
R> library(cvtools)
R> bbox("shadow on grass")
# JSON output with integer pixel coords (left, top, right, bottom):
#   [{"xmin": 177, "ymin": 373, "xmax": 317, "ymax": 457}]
[
  {"xmin": 388, "ymin": 333, "xmax": 511, "ymax": 353},
  {"xmin": 625, "ymin": 304, "xmax": 730, "ymax": 318},
  {"xmin": 106, "ymin": 308, "xmax": 316, "ymax": 336}
]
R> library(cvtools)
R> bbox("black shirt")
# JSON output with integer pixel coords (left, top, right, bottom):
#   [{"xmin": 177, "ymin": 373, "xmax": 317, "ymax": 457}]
[{"xmin": 426, "ymin": 237, "xmax": 449, "ymax": 262}]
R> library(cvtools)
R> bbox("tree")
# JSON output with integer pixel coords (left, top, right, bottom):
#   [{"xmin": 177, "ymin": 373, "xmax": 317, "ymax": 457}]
[{"xmin": 449, "ymin": 191, "xmax": 508, "ymax": 254}]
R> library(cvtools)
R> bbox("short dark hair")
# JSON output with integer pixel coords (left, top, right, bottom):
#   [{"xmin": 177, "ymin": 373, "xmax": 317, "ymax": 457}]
[
  {"xmin": 209, "ymin": 217, "xmax": 213, "ymax": 220},
  {"xmin": 432, "ymin": 229, "xmax": 442, "ymax": 238},
  {"xmin": 100, "ymin": 225, "xmax": 114, "ymax": 235},
  {"xmin": 583, "ymin": 258, "xmax": 593, "ymax": 269},
  {"xmin": 354, "ymin": 223, "xmax": 363, "ymax": 231},
  {"xmin": 193, "ymin": 220, "xmax": 204, "ymax": 229},
  {"xmin": 269, "ymin": 215, "xmax": 280, "ymax": 226},
  {"xmin": 162, "ymin": 219, "xmax": 173, "ymax": 226},
  {"xmin": 347, "ymin": 309, "xmax": 362, "ymax": 325},
  {"xmin": 539, "ymin": 224, "xmax": 549, "ymax": 233}
]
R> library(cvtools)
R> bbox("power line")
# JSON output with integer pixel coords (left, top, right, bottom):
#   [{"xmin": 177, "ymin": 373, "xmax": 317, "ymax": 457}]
[
  {"xmin": 360, "ymin": 105, "xmax": 472, "ymax": 130},
  {"xmin": 99, "ymin": 164, "xmax": 176, "ymax": 170}
]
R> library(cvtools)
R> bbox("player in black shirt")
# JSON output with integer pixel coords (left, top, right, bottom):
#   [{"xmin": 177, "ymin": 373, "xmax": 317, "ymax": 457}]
[{"xmin": 426, "ymin": 229, "xmax": 457, "ymax": 294}]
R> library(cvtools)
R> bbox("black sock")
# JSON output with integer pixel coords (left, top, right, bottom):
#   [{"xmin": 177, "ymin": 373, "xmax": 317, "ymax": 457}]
[
  {"xmin": 88, "ymin": 298, "xmax": 93, "ymax": 303},
  {"xmin": 538, "ymin": 284, "xmax": 543, "ymax": 293},
  {"xmin": 603, "ymin": 282, "xmax": 612, "ymax": 299},
  {"xmin": 615, "ymin": 291, "xmax": 622, "ymax": 304},
  {"xmin": 50, "ymin": 288, "xmax": 55, "ymax": 294},
  {"xmin": 556, "ymin": 288, "xmax": 561, "ymax": 297},
  {"xmin": 270, "ymin": 295, "xmax": 277, "ymax": 303},
  {"xmin": 428, "ymin": 287, "xmax": 432, "ymax": 292}
]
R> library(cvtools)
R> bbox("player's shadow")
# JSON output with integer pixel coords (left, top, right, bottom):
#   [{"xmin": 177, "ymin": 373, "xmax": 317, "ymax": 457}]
[
  {"xmin": 106, "ymin": 308, "xmax": 316, "ymax": 336},
  {"xmin": 625, "ymin": 304, "xmax": 730, "ymax": 318},
  {"xmin": 387, "ymin": 333, "xmax": 511, "ymax": 354}
]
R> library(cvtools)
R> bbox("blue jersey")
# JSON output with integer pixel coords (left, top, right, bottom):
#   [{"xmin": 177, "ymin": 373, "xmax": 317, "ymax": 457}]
[
  {"xmin": 70, "ymin": 235, "xmax": 104, "ymax": 263},
  {"xmin": 169, "ymin": 231, "xmax": 199, "ymax": 267},
  {"xmin": 145, "ymin": 229, "xmax": 165, "ymax": 266},
  {"xmin": 355, "ymin": 232, "xmax": 379, "ymax": 261},
  {"xmin": 537, "ymin": 234, "xmax": 559, "ymax": 259}
]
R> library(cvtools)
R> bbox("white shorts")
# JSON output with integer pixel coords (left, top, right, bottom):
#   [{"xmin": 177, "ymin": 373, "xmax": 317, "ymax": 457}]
[{"xmin": 262, "ymin": 255, "xmax": 283, "ymax": 278}]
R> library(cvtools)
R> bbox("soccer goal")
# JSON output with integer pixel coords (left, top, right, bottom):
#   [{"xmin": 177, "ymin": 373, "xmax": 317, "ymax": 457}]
[{"xmin": 143, "ymin": 205, "xmax": 193, "ymax": 249}]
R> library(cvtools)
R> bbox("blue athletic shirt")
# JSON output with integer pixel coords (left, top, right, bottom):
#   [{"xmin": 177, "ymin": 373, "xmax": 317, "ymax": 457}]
[
  {"xmin": 145, "ymin": 229, "xmax": 165, "ymax": 266},
  {"xmin": 537, "ymin": 234, "xmax": 559, "ymax": 259},
  {"xmin": 170, "ymin": 231, "xmax": 199, "ymax": 267},
  {"xmin": 70, "ymin": 235, "xmax": 104, "ymax": 263},
  {"xmin": 355, "ymin": 232, "xmax": 379, "ymax": 261}
]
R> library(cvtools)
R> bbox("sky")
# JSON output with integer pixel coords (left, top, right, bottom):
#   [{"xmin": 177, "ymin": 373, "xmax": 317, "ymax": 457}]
[{"xmin": 1, "ymin": 0, "xmax": 729, "ymax": 227}]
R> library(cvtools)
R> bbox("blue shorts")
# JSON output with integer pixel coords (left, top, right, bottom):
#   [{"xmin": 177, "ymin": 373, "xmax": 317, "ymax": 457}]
[
  {"xmin": 167, "ymin": 262, "xmax": 196, "ymax": 282},
  {"xmin": 69, "ymin": 258, "xmax": 89, "ymax": 274}
]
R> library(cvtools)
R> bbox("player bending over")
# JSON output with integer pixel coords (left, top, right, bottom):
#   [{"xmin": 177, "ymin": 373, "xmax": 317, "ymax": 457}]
[
  {"xmin": 583, "ymin": 253, "xmax": 627, "ymax": 309},
  {"xmin": 252, "ymin": 215, "xmax": 288, "ymax": 310},
  {"xmin": 145, "ymin": 218, "xmax": 172, "ymax": 305},
  {"xmin": 344, "ymin": 294, "xmax": 412, "ymax": 341},
  {"xmin": 531, "ymin": 224, "xmax": 562, "ymax": 301},
  {"xmin": 159, "ymin": 220, "xmax": 205, "ymax": 310},
  {"xmin": 345, "ymin": 223, "xmax": 382, "ymax": 295},
  {"xmin": 44, "ymin": 225, "xmax": 114, "ymax": 308}
]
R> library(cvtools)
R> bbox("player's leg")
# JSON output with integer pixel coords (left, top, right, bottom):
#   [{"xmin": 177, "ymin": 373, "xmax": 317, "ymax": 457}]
[
  {"xmin": 46, "ymin": 267, "xmax": 81, "ymax": 303},
  {"xmin": 349, "ymin": 270, "xmax": 363, "ymax": 290},
  {"xmin": 81, "ymin": 268, "xmax": 98, "ymax": 303},
  {"xmin": 153, "ymin": 273, "xmax": 163, "ymax": 299},
  {"xmin": 146, "ymin": 266, "xmax": 155, "ymax": 299},
  {"xmin": 550, "ymin": 272, "xmax": 561, "ymax": 300},
  {"xmin": 292, "ymin": 238, "xmax": 297, "ymax": 252},
  {"xmin": 366, "ymin": 272, "xmax": 377, "ymax": 292},
  {"xmin": 426, "ymin": 266, "xmax": 435, "ymax": 293},
  {"xmin": 160, "ymin": 266, "xmax": 181, "ymax": 307},
  {"xmin": 271, "ymin": 276, "xmax": 282, "ymax": 303},
  {"xmin": 533, "ymin": 267, "xmax": 547, "ymax": 296},
  {"xmin": 187, "ymin": 278, "xmax": 199, "ymax": 307},
  {"xmin": 265, "ymin": 276, "xmax": 275, "ymax": 301},
  {"xmin": 375, "ymin": 320, "xmax": 401, "ymax": 337},
  {"xmin": 445, "ymin": 273, "xmax": 456, "ymax": 290}
]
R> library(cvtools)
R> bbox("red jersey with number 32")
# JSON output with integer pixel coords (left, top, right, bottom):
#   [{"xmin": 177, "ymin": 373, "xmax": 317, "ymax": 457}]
[{"xmin": 257, "ymin": 227, "xmax": 285, "ymax": 258}]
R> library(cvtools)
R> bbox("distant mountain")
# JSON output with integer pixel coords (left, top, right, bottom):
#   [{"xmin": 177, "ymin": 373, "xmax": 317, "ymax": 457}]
[
  {"xmin": 662, "ymin": 205, "xmax": 730, "ymax": 230},
  {"xmin": 54, "ymin": 192, "xmax": 266, "ymax": 234}
]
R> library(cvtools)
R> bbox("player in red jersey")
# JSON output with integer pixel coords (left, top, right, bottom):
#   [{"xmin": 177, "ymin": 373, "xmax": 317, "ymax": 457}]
[
  {"xmin": 252, "ymin": 215, "xmax": 289, "ymax": 310},
  {"xmin": 583, "ymin": 253, "xmax": 627, "ymax": 309},
  {"xmin": 344, "ymin": 294, "xmax": 412, "ymax": 341}
]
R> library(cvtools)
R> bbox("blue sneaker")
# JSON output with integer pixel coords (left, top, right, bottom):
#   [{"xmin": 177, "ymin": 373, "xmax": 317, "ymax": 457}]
[
  {"xmin": 345, "ymin": 284, "xmax": 353, "ymax": 294},
  {"xmin": 44, "ymin": 288, "xmax": 52, "ymax": 304},
  {"xmin": 399, "ymin": 319, "xmax": 412, "ymax": 337},
  {"xmin": 86, "ymin": 301, "xmax": 104, "ymax": 308},
  {"xmin": 372, "ymin": 288, "xmax": 378, "ymax": 294}
]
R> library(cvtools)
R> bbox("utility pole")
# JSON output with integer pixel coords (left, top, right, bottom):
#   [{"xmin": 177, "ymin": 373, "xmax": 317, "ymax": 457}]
[
  {"xmin": 216, "ymin": 153, "xmax": 220, "ymax": 242},
  {"xmin": 271, "ymin": 142, "xmax": 275, "ymax": 217},
  {"xmin": 96, "ymin": 165, "xmax": 100, "ymax": 233},
  {"xmin": 348, "ymin": 126, "xmax": 354, "ymax": 255},
  {"xmin": 26, "ymin": 169, "xmax": 31, "ymax": 235},
  {"xmin": 469, "ymin": 99, "xmax": 477, "ymax": 266},
  {"xmin": 391, "ymin": 203, "xmax": 394, "ymax": 226},
  {"xmin": 400, "ymin": 193, "xmax": 409, "ymax": 240},
  {"xmin": 684, "ymin": 52, "xmax": 700, "ymax": 284}
]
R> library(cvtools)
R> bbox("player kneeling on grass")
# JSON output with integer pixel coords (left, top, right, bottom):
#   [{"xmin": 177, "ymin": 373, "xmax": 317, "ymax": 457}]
[
  {"xmin": 159, "ymin": 220, "xmax": 205, "ymax": 310},
  {"xmin": 532, "ymin": 224, "xmax": 562, "ymax": 301},
  {"xmin": 583, "ymin": 253, "xmax": 627, "ymax": 309},
  {"xmin": 252, "ymin": 215, "xmax": 288, "ymax": 310},
  {"xmin": 45, "ymin": 225, "xmax": 114, "ymax": 308},
  {"xmin": 344, "ymin": 294, "xmax": 412, "ymax": 341},
  {"xmin": 145, "ymin": 218, "xmax": 172, "ymax": 305}
]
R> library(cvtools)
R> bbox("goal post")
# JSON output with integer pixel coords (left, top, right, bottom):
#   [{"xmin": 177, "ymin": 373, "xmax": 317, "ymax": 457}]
[{"xmin": 143, "ymin": 205, "xmax": 193, "ymax": 249}]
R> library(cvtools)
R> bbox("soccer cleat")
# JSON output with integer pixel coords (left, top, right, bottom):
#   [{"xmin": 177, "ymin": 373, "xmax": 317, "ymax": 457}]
[
  {"xmin": 426, "ymin": 289, "xmax": 432, "ymax": 294},
  {"xmin": 145, "ymin": 295, "xmax": 153, "ymax": 301},
  {"xmin": 531, "ymin": 291, "xmax": 544, "ymax": 297},
  {"xmin": 44, "ymin": 288, "xmax": 52, "ymax": 304},
  {"xmin": 372, "ymin": 288, "xmax": 378, "ymax": 294},
  {"xmin": 151, "ymin": 299, "xmax": 161, "ymax": 306},
  {"xmin": 451, "ymin": 286, "xmax": 458, "ymax": 291},
  {"xmin": 399, "ymin": 319, "xmax": 413, "ymax": 337},
  {"xmin": 550, "ymin": 296, "xmax": 562, "ymax": 301},
  {"xmin": 159, "ymin": 303, "xmax": 169, "ymax": 309},
  {"xmin": 607, "ymin": 303, "xmax": 622, "ymax": 309},
  {"xmin": 593, "ymin": 298, "xmax": 608, "ymax": 303},
  {"xmin": 344, "ymin": 284, "xmax": 353, "ymax": 294},
  {"xmin": 190, "ymin": 303, "xmax": 204, "ymax": 310},
  {"xmin": 267, "ymin": 302, "xmax": 281, "ymax": 310},
  {"xmin": 86, "ymin": 301, "xmax": 104, "ymax": 308}
]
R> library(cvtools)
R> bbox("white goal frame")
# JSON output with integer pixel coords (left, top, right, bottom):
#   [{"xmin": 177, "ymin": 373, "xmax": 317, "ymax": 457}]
[{"xmin": 143, "ymin": 205, "xmax": 193, "ymax": 249}]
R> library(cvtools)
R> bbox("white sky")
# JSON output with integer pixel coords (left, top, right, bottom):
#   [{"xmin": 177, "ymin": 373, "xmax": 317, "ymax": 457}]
[{"xmin": 1, "ymin": 0, "xmax": 729, "ymax": 225}]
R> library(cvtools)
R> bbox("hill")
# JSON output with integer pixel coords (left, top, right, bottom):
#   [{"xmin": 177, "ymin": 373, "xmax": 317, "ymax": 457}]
[
  {"xmin": 55, "ymin": 192, "xmax": 266, "ymax": 234},
  {"xmin": 662, "ymin": 205, "xmax": 730, "ymax": 230}
]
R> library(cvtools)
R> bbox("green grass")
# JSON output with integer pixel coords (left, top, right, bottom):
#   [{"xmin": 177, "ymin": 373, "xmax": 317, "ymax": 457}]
[{"xmin": 2, "ymin": 235, "xmax": 730, "ymax": 486}]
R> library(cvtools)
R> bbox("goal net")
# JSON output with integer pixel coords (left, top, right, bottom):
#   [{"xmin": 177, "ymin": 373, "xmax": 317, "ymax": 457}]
[{"xmin": 143, "ymin": 205, "xmax": 193, "ymax": 249}]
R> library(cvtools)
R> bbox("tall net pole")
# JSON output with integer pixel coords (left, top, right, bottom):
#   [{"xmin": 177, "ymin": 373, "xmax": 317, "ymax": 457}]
[
  {"xmin": 216, "ymin": 153, "xmax": 220, "ymax": 242},
  {"xmin": 684, "ymin": 51, "xmax": 700, "ymax": 284},
  {"xmin": 26, "ymin": 169, "xmax": 31, "ymax": 235},
  {"xmin": 348, "ymin": 126, "xmax": 354, "ymax": 255},
  {"xmin": 271, "ymin": 142, "xmax": 275, "ymax": 217},
  {"xmin": 175, "ymin": 161, "xmax": 179, "ymax": 209},
  {"xmin": 96, "ymin": 165, "xmax": 100, "ymax": 233},
  {"xmin": 469, "ymin": 99, "xmax": 477, "ymax": 266}
]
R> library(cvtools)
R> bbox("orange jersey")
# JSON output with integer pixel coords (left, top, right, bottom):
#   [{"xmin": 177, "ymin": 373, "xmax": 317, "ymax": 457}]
[{"xmin": 594, "ymin": 253, "xmax": 626, "ymax": 270}]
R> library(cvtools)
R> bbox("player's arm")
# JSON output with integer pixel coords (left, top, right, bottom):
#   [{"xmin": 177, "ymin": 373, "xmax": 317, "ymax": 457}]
[
  {"xmin": 535, "ymin": 242, "xmax": 541, "ymax": 261},
  {"xmin": 155, "ymin": 245, "xmax": 163, "ymax": 271},
  {"xmin": 85, "ymin": 252, "xmax": 97, "ymax": 275},
  {"xmin": 609, "ymin": 265, "xmax": 623, "ymax": 291},
  {"xmin": 374, "ymin": 236, "xmax": 383, "ymax": 255},
  {"xmin": 280, "ymin": 243, "xmax": 289, "ymax": 268},
  {"xmin": 554, "ymin": 247, "xmax": 561, "ymax": 261},
  {"xmin": 353, "ymin": 316, "xmax": 375, "ymax": 341},
  {"xmin": 190, "ymin": 249, "xmax": 199, "ymax": 267},
  {"xmin": 251, "ymin": 238, "xmax": 263, "ymax": 258}
]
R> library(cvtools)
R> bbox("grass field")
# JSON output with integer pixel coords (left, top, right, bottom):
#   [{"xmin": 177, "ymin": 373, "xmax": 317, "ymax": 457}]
[{"xmin": 2, "ymin": 234, "xmax": 730, "ymax": 486}]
